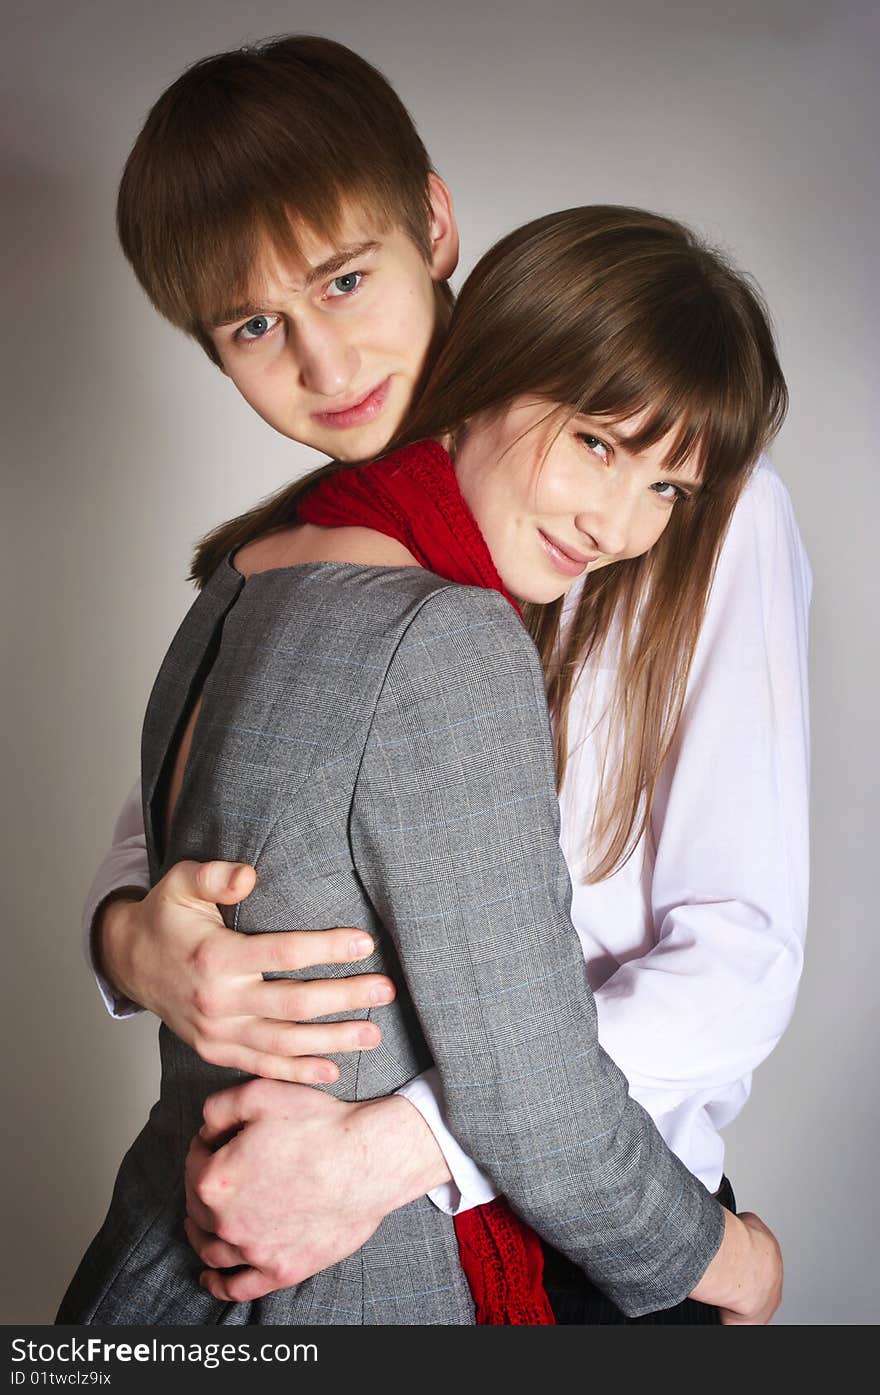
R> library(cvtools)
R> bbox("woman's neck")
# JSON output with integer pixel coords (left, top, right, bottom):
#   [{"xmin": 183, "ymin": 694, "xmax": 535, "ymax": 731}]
[{"xmin": 232, "ymin": 523, "xmax": 419, "ymax": 579}]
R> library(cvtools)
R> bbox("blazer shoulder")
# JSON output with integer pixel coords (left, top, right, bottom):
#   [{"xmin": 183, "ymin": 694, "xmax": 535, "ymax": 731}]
[
  {"xmin": 395, "ymin": 582, "xmax": 541, "ymax": 674},
  {"xmin": 381, "ymin": 584, "xmax": 547, "ymax": 731}
]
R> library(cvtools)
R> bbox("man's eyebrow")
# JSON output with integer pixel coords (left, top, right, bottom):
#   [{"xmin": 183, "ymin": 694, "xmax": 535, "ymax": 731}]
[
  {"xmin": 303, "ymin": 240, "xmax": 381, "ymax": 287},
  {"xmin": 208, "ymin": 300, "xmax": 268, "ymax": 328},
  {"xmin": 207, "ymin": 241, "xmax": 382, "ymax": 329}
]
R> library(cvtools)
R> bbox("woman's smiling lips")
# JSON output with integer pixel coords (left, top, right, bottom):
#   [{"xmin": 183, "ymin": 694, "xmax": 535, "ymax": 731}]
[
  {"xmin": 538, "ymin": 529, "xmax": 598, "ymax": 577},
  {"xmin": 311, "ymin": 377, "xmax": 392, "ymax": 430}
]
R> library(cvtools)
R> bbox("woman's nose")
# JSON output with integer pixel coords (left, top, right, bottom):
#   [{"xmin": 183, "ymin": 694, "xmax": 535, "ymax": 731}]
[{"xmin": 574, "ymin": 501, "xmax": 632, "ymax": 559}]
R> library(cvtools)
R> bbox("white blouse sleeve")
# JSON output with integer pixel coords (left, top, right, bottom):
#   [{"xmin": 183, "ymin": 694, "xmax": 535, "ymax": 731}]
[
  {"xmin": 593, "ymin": 461, "xmax": 812, "ymax": 1102},
  {"xmin": 81, "ymin": 778, "xmax": 151, "ymax": 1018}
]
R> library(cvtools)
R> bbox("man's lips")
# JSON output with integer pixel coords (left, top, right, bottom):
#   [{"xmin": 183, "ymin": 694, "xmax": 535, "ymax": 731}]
[
  {"xmin": 538, "ymin": 530, "xmax": 599, "ymax": 577},
  {"xmin": 311, "ymin": 377, "xmax": 392, "ymax": 429}
]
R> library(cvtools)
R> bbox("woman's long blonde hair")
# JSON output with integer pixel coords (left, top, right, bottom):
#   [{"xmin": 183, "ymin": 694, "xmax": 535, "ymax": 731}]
[{"xmin": 193, "ymin": 206, "xmax": 787, "ymax": 881}]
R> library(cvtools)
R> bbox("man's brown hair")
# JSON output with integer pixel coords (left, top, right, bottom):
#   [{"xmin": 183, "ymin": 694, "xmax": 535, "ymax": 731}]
[{"xmin": 117, "ymin": 35, "xmax": 450, "ymax": 365}]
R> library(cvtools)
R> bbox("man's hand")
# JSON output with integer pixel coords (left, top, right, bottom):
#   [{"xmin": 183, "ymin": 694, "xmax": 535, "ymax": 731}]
[
  {"xmin": 95, "ymin": 860, "xmax": 396, "ymax": 1084},
  {"xmin": 690, "ymin": 1207, "xmax": 783, "ymax": 1324},
  {"xmin": 184, "ymin": 1078, "xmax": 451, "ymax": 1302}
]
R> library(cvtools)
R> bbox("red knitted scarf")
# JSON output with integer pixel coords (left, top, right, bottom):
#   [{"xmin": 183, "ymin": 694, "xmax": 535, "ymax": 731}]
[
  {"xmin": 299, "ymin": 438, "xmax": 522, "ymax": 615},
  {"xmin": 299, "ymin": 439, "xmax": 555, "ymax": 1326}
]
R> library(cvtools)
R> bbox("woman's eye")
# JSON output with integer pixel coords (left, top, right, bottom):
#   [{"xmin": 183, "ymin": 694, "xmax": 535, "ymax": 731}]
[
  {"xmin": 326, "ymin": 271, "xmax": 364, "ymax": 298},
  {"xmin": 577, "ymin": 433, "xmax": 609, "ymax": 460},
  {"xmin": 236, "ymin": 313, "xmax": 280, "ymax": 342},
  {"xmin": 651, "ymin": 480, "xmax": 689, "ymax": 504}
]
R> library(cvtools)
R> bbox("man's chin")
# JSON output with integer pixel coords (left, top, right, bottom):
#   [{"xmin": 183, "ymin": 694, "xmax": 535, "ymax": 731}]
[{"xmin": 308, "ymin": 423, "xmax": 399, "ymax": 464}]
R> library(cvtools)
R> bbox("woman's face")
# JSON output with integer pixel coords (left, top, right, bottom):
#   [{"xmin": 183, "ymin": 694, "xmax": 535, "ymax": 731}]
[{"xmin": 452, "ymin": 397, "xmax": 703, "ymax": 604}]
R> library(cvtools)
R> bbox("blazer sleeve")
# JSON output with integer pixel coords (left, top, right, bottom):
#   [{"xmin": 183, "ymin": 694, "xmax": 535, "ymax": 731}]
[{"xmin": 350, "ymin": 584, "xmax": 725, "ymax": 1318}]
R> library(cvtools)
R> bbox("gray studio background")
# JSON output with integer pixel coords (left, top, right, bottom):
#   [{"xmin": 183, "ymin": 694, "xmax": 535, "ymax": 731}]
[{"xmin": 2, "ymin": 0, "xmax": 877, "ymax": 1325}]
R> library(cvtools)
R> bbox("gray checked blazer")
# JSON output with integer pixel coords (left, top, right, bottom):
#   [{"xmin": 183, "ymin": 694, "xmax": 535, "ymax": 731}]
[{"xmin": 58, "ymin": 560, "xmax": 723, "ymax": 1325}]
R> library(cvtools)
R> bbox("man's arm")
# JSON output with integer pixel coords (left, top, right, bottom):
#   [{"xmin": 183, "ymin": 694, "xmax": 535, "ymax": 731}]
[
  {"xmin": 186, "ymin": 1078, "xmax": 780, "ymax": 1323},
  {"xmin": 83, "ymin": 779, "xmax": 151, "ymax": 1017},
  {"xmin": 582, "ymin": 462, "xmax": 811, "ymax": 1122},
  {"xmin": 84, "ymin": 783, "xmax": 398, "ymax": 1082}
]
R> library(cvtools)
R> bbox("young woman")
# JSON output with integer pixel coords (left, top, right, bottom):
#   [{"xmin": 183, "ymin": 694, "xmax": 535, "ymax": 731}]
[{"xmin": 58, "ymin": 206, "xmax": 788, "ymax": 1326}]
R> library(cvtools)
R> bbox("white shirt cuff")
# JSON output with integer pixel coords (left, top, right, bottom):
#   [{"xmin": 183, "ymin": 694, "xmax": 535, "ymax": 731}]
[
  {"xmin": 82, "ymin": 849, "xmax": 151, "ymax": 1019},
  {"xmin": 396, "ymin": 1068, "xmax": 498, "ymax": 1216}
]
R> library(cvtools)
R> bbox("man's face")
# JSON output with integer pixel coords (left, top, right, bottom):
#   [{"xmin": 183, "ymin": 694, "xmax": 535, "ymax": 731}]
[{"xmin": 206, "ymin": 188, "xmax": 456, "ymax": 462}]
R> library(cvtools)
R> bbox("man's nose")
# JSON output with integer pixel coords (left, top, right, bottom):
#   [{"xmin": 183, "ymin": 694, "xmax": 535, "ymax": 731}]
[{"xmin": 294, "ymin": 318, "xmax": 359, "ymax": 396}]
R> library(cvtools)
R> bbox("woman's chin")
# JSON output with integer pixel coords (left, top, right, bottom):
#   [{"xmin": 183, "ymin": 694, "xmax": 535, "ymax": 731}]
[{"xmin": 507, "ymin": 580, "xmax": 572, "ymax": 607}]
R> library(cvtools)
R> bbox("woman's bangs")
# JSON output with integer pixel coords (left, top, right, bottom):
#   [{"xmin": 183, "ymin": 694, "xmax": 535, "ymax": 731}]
[{"xmin": 581, "ymin": 338, "xmax": 766, "ymax": 489}]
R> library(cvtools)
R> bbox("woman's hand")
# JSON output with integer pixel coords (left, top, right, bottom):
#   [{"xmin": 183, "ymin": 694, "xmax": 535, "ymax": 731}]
[
  {"xmin": 94, "ymin": 860, "xmax": 397, "ymax": 1083},
  {"xmin": 690, "ymin": 1207, "xmax": 783, "ymax": 1324},
  {"xmin": 717, "ymin": 1212, "xmax": 783, "ymax": 1325}
]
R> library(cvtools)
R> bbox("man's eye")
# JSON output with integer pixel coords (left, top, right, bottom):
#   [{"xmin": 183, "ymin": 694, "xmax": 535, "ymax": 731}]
[
  {"xmin": 651, "ymin": 481, "xmax": 690, "ymax": 503},
  {"xmin": 326, "ymin": 272, "xmax": 363, "ymax": 298},
  {"xmin": 236, "ymin": 313, "xmax": 280, "ymax": 341},
  {"xmin": 576, "ymin": 433, "xmax": 609, "ymax": 461}
]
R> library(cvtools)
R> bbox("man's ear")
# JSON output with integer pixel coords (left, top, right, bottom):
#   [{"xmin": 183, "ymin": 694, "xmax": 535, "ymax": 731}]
[{"xmin": 426, "ymin": 173, "xmax": 459, "ymax": 282}]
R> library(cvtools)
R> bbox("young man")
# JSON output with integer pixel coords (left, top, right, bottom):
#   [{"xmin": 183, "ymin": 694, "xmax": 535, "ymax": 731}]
[{"xmin": 83, "ymin": 35, "xmax": 809, "ymax": 1320}]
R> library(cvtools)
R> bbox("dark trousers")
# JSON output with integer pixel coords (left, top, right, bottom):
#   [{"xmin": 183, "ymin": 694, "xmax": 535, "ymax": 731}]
[{"xmin": 542, "ymin": 1177, "xmax": 737, "ymax": 1325}]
